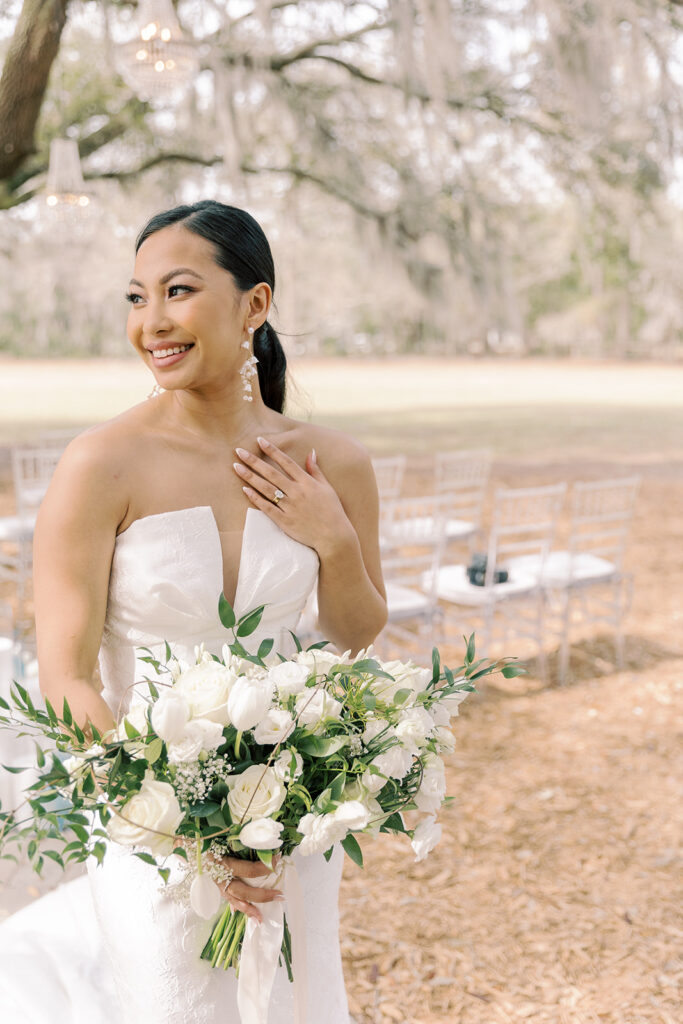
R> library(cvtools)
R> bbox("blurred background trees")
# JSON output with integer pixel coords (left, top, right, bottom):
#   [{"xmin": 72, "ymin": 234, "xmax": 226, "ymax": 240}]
[{"xmin": 1, "ymin": 0, "xmax": 682, "ymax": 358}]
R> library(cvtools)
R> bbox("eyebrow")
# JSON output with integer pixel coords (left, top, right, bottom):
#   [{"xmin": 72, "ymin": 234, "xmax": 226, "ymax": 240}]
[{"xmin": 128, "ymin": 267, "xmax": 205, "ymax": 288}]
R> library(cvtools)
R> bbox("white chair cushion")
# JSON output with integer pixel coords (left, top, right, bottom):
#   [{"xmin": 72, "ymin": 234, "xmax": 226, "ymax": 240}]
[
  {"xmin": 507, "ymin": 551, "xmax": 617, "ymax": 586},
  {"xmin": 431, "ymin": 564, "xmax": 539, "ymax": 607},
  {"xmin": 0, "ymin": 513, "xmax": 37, "ymax": 542},
  {"xmin": 386, "ymin": 582, "xmax": 433, "ymax": 621}
]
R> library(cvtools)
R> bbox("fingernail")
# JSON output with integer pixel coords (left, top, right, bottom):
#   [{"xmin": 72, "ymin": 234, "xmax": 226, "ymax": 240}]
[
  {"xmin": 235, "ymin": 447, "xmax": 248, "ymax": 458},
  {"xmin": 242, "ymin": 486, "xmax": 251, "ymax": 495},
  {"xmin": 311, "ymin": 448, "xmax": 317, "ymax": 464},
  {"xmin": 257, "ymin": 436, "xmax": 269, "ymax": 447}
]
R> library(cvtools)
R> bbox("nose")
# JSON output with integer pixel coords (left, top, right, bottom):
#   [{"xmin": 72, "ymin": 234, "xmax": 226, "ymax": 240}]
[{"xmin": 142, "ymin": 296, "xmax": 174, "ymax": 338}]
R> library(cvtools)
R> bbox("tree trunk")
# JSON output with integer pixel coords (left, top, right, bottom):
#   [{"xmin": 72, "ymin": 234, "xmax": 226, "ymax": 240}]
[{"xmin": 0, "ymin": 0, "xmax": 71, "ymax": 181}]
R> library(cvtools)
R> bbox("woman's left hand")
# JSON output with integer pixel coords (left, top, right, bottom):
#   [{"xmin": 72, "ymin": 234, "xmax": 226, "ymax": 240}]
[{"xmin": 233, "ymin": 436, "xmax": 354, "ymax": 556}]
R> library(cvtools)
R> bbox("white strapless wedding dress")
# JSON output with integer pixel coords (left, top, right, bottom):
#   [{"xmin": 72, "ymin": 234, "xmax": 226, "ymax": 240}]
[{"xmin": 0, "ymin": 506, "xmax": 350, "ymax": 1024}]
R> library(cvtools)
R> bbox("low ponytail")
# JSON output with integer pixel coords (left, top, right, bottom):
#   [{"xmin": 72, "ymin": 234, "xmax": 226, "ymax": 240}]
[{"xmin": 254, "ymin": 321, "xmax": 287, "ymax": 413}]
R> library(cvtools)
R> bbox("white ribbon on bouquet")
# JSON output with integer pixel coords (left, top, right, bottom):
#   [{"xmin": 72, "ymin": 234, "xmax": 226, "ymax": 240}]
[{"xmin": 237, "ymin": 857, "xmax": 307, "ymax": 1024}]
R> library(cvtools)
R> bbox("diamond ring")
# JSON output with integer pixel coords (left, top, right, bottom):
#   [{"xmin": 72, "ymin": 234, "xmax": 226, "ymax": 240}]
[{"xmin": 273, "ymin": 488, "xmax": 285, "ymax": 505}]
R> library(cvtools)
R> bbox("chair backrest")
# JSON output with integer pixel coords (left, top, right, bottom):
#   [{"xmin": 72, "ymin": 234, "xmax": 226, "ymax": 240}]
[
  {"xmin": 568, "ymin": 477, "xmax": 640, "ymax": 570},
  {"xmin": 11, "ymin": 446, "xmax": 62, "ymax": 516},
  {"xmin": 37, "ymin": 427, "xmax": 84, "ymax": 448},
  {"xmin": 487, "ymin": 483, "xmax": 567, "ymax": 585},
  {"xmin": 381, "ymin": 494, "xmax": 452, "ymax": 596},
  {"xmin": 372, "ymin": 455, "xmax": 406, "ymax": 502},
  {"xmin": 434, "ymin": 448, "xmax": 492, "ymax": 524}
]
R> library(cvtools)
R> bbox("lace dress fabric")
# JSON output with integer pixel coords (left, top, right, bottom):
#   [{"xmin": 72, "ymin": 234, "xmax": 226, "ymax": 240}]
[{"xmin": 0, "ymin": 507, "xmax": 351, "ymax": 1024}]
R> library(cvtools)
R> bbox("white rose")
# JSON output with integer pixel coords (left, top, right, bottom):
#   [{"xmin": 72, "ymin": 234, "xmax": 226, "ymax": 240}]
[
  {"xmin": 174, "ymin": 662, "xmax": 238, "ymax": 724},
  {"xmin": 370, "ymin": 745, "xmax": 414, "ymax": 781},
  {"xmin": 227, "ymin": 765, "xmax": 286, "ymax": 824},
  {"xmin": 106, "ymin": 769, "xmax": 183, "ymax": 857},
  {"xmin": 331, "ymin": 800, "xmax": 372, "ymax": 831},
  {"xmin": 370, "ymin": 659, "xmax": 431, "ymax": 702},
  {"xmin": 341, "ymin": 779, "xmax": 386, "ymax": 834},
  {"xmin": 267, "ymin": 661, "xmax": 310, "ymax": 698},
  {"xmin": 295, "ymin": 688, "xmax": 343, "ymax": 728},
  {"xmin": 272, "ymin": 748, "xmax": 304, "ymax": 782},
  {"xmin": 167, "ymin": 657, "xmax": 189, "ymax": 682},
  {"xmin": 227, "ymin": 674, "xmax": 275, "ymax": 732},
  {"xmin": 414, "ymin": 755, "xmax": 446, "ymax": 814},
  {"xmin": 432, "ymin": 726, "xmax": 456, "ymax": 754},
  {"xmin": 150, "ymin": 690, "xmax": 191, "ymax": 744},
  {"xmin": 239, "ymin": 817, "xmax": 284, "ymax": 850},
  {"xmin": 297, "ymin": 812, "xmax": 347, "ymax": 856},
  {"xmin": 190, "ymin": 873, "xmax": 222, "ymax": 919},
  {"xmin": 166, "ymin": 719, "xmax": 225, "ymax": 765},
  {"xmin": 411, "ymin": 816, "xmax": 442, "ymax": 862},
  {"xmin": 253, "ymin": 708, "xmax": 295, "ymax": 746},
  {"xmin": 63, "ymin": 754, "xmax": 86, "ymax": 777},
  {"xmin": 294, "ymin": 649, "xmax": 341, "ymax": 676},
  {"xmin": 395, "ymin": 706, "xmax": 434, "ymax": 752}
]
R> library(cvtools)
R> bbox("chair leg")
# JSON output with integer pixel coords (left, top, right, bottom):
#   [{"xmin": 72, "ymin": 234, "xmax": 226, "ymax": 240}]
[{"xmin": 558, "ymin": 590, "xmax": 572, "ymax": 686}]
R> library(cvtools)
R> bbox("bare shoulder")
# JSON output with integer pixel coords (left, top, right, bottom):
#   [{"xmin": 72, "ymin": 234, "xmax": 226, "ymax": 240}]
[
  {"xmin": 42, "ymin": 402, "xmax": 153, "ymax": 530},
  {"xmin": 278, "ymin": 419, "xmax": 377, "ymax": 507}
]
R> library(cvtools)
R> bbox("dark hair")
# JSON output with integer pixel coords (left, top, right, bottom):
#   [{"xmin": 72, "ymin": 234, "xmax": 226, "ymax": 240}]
[{"xmin": 135, "ymin": 200, "xmax": 286, "ymax": 412}]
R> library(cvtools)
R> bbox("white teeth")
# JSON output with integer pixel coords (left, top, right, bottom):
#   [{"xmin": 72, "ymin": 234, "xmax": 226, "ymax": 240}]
[{"xmin": 152, "ymin": 345, "xmax": 192, "ymax": 358}]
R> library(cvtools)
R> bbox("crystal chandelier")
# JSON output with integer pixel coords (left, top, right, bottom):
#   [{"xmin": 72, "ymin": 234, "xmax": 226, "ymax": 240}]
[
  {"xmin": 44, "ymin": 138, "xmax": 91, "ymax": 216},
  {"xmin": 115, "ymin": 0, "xmax": 199, "ymax": 102}
]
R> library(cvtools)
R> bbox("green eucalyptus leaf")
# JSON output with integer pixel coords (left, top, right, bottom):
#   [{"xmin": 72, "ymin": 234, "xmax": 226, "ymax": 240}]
[
  {"xmin": 431, "ymin": 647, "xmax": 440, "ymax": 684},
  {"xmin": 145, "ymin": 737, "xmax": 163, "ymax": 765},
  {"xmin": 218, "ymin": 593, "xmax": 236, "ymax": 630},
  {"xmin": 257, "ymin": 638, "xmax": 274, "ymax": 660},
  {"xmin": 501, "ymin": 664, "xmax": 526, "ymax": 678},
  {"xmin": 236, "ymin": 605, "xmax": 265, "ymax": 638},
  {"xmin": 341, "ymin": 833, "xmax": 363, "ymax": 867},
  {"xmin": 465, "ymin": 634, "xmax": 476, "ymax": 666}
]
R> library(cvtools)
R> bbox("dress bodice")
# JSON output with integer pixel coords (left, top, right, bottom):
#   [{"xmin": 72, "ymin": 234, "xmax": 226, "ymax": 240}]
[{"xmin": 98, "ymin": 506, "xmax": 319, "ymax": 718}]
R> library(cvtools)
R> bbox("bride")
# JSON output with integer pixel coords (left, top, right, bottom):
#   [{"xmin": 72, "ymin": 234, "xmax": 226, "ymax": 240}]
[{"xmin": 2, "ymin": 200, "xmax": 388, "ymax": 1023}]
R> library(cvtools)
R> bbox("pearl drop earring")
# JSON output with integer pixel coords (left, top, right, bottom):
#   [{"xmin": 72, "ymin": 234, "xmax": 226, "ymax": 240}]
[{"xmin": 240, "ymin": 326, "xmax": 258, "ymax": 402}]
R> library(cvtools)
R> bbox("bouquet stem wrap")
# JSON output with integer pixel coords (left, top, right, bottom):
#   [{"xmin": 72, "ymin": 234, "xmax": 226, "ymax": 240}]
[{"xmin": 237, "ymin": 858, "xmax": 307, "ymax": 1024}]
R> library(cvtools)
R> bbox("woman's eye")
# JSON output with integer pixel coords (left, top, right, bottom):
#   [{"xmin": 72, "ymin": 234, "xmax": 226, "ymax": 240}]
[
  {"xmin": 125, "ymin": 292, "xmax": 144, "ymax": 304},
  {"xmin": 168, "ymin": 284, "xmax": 194, "ymax": 297}
]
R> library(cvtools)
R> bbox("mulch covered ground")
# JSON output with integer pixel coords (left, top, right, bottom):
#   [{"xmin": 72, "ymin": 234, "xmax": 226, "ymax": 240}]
[
  {"xmin": 340, "ymin": 466, "xmax": 682, "ymax": 1024},
  {"xmin": 1, "ymin": 456, "xmax": 681, "ymax": 1024}
]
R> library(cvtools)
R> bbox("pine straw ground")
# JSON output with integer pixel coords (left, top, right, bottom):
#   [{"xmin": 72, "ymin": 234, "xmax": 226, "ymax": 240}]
[
  {"xmin": 0, "ymin": 451, "xmax": 681, "ymax": 1024},
  {"xmin": 340, "ymin": 465, "xmax": 682, "ymax": 1024}
]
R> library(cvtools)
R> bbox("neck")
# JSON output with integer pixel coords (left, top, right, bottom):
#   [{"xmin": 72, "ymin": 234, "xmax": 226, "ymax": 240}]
[{"xmin": 164, "ymin": 379, "xmax": 274, "ymax": 444}]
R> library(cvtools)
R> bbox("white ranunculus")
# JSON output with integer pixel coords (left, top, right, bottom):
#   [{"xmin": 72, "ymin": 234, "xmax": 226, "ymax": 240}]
[
  {"xmin": 411, "ymin": 816, "xmax": 443, "ymax": 862},
  {"xmin": 150, "ymin": 690, "xmax": 191, "ymax": 744},
  {"xmin": 435, "ymin": 690, "xmax": 469, "ymax": 722},
  {"xmin": 297, "ymin": 812, "xmax": 347, "ymax": 856},
  {"xmin": 267, "ymin": 661, "xmax": 310, "ymax": 698},
  {"xmin": 174, "ymin": 662, "xmax": 238, "ymax": 725},
  {"xmin": 330, "ymin": 800, "xmax": 372, "ymax": 831},
  {"xmin": 362, "ymin": 717, "xmax": 394, "ymax": 746},
  {"xmin": 239, "ymin": 817, "xmax": 284, "ymax": 850},
  {"xmin": 294, "ymin": 688, "xmax": 343, "ymax": 728},
  {"xmin": 432, "ymin": 726, "xmax": 456, "ymax": 754},
  {"xmin": 294, "ymin": 648, "xmax": 341, "ymax": 676},
  {"xmin": 253, "ymin": 708, "xmax": 295, "ymax": 746},
  {"xmin": 370, "ymin": 659, "xmax": 431, "ymax": 702},
  {"xmin": 272, "ymin": 748, "xmax": 304, "ymax": 782},
  {"xmin": 370, "ymin": 744, "xmax": 414, "ymax": 781},
  {"xmin": 227, "ymin": 674, "xmax": 275, "ymax": 732},
  {"xmin": 190, "ymin": 873, "xmax": 222, "ymax": 919},
  {"xmin": 227, "ymin": 765, "xmax": 286, "ymax": 824},
  {"xmin": 395, "ymin": 706, "xmax": 434, "ymax": 752},
  {"xmin": 341, "ymin": 779, "xmax": 385, "ymax": 834},
  {"xmin": 361, "ymin": 766, "xmax": 389, "ymax": 794},
  {"xmin": 106, "ymin": 770, "xmax": 183, "ymax": 857},
  {"xmin": 414, "ymin": 755, "xmax": 446, "ymax": 814},
  {"xmin": 166, "ymin": 719, "xmax": 225, "ymax": 765}
]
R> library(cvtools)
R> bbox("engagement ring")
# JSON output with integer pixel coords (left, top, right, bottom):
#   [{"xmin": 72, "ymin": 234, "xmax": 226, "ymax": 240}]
[{"xmin": 273, "ymin": 489, "xmax": 285, "ymax": 505}]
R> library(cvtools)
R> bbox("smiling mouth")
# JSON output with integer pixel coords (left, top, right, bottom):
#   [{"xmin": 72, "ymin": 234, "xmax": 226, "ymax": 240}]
[{"xmin": 148, "ymin": 343, "xmax": 194, "ymax": 360}]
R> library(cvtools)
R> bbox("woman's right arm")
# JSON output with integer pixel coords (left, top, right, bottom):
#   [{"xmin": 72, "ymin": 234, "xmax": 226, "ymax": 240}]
[{"xmin": 33, "ymin": 433, "xmax": 129, "ymax": 735}]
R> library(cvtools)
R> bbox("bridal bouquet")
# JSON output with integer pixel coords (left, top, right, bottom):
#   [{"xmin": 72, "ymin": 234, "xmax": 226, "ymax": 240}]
[{"xmin": 0, "ymin": 597, "xmax": 521, "ymax": 1021}]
